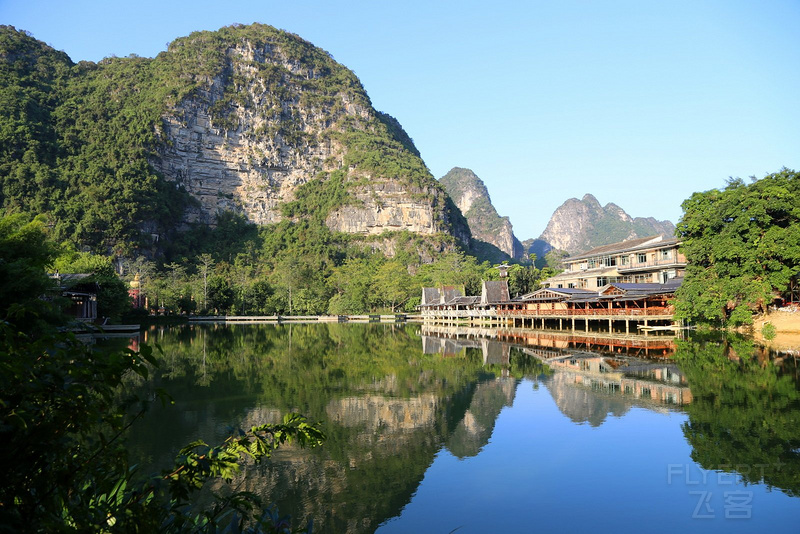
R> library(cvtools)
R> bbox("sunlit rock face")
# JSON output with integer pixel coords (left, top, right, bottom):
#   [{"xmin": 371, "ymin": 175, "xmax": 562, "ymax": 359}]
[
  {"xmin": 439, "ymin": 167, "xmax": 523, "ymax": 259},
  {"xmin": 151, "ymin": 26, "xmax": 468, "ymax": 245},
  {"xmin": 537, "ymin": 193, "xmax": 675, "ymax": 254}
]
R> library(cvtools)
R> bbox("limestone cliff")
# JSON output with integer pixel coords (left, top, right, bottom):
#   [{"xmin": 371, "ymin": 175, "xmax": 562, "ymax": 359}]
[
  {"xmin": 536, "ymin": 194, "xmax": 674, "ymax": 254},
  {"xmin": 150, "ymin": 24, "xmax": 469, "ymax": 245},
  {"xmin": 0, "ymin": 24, "xmax": 471, "ymax": 254},
  {"xmin": 439, "ymin": 167, "xmax": 522, "ymax": 260}
]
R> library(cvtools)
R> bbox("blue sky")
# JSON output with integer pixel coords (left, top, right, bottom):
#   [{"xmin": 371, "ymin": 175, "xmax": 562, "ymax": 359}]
[{"xmin": 2, "ymin": 0, "xmax": 798, "ymax": 239}]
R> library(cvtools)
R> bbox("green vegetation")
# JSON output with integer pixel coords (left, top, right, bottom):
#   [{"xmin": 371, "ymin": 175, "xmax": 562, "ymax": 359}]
[
  {"xmin": 0, "ymin": 199, "xmax": 325, "ymax": 532},
  {"xmin": 675, "ymin": 169, "xmax": 800, "ymax": 325},
  {"xmin": 0, "ymin": 25, "xmax": 194, "ymax": 253},
  {"xmin": 122, "ymin": 214, "xmax": 550, "ymax": 316},
  {"xmin": 762, "ymin": 322, "xmax": 777, "ymax": 340},
  {"xmin": 0, "ymin": 23, "xmax": 467, "ymax": 257}
]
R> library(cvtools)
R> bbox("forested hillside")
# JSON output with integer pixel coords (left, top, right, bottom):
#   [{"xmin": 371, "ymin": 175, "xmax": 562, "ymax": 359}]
[{"xmin": 0, "ymin": 24, "xmax": 468, "ymax": 255}]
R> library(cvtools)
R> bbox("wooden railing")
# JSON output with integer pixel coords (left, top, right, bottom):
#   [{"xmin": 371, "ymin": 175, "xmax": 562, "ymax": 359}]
[
  {"xmin": 497, "ymin": 308, "xmax": 672, "ymax": 317},
  {"xmin": 420, "ymin": 307, "xmax": 674, "ymax": 318}
]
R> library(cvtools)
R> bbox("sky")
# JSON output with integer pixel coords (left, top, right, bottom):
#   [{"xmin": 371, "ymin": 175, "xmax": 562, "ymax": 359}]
[{"xmin": 2, "ymin": 0, "xmax": 798, "ymax": 239}]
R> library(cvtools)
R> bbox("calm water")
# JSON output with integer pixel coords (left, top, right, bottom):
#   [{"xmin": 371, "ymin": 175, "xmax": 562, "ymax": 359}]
[{"xmin": 126, "ymin": 323, "xmax": 800, "ymax": 533}]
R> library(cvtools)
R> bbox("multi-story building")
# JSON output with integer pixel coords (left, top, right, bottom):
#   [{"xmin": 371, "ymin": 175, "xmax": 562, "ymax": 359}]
[{"xmin": 541, "ymin": 235, "xmax": 686, "ymax": 290}]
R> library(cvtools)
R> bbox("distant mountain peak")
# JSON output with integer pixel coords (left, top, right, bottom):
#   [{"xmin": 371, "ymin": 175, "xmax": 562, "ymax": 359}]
[
  {"xmin": 439, "ymin": 167, "xmax": 523, "ymax": 261},
  {"xmin": 581, "ymin": 193, "xmax": 600, "ymax": 205},
  {"xmin": 536, "ymin": 194, "xmax": 674, "ymax": 254}
]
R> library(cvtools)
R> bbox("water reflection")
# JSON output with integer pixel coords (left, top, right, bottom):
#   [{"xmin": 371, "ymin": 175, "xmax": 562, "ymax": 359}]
[
  {"xmin": 422, "ymin": 325, "xmax": 692, "ymax": 426},
  {"xmin": 674, "ymin": 334, "xmax": 800, "ymax": 497},
  {"xmin": 127, "ymin": 323, "xmax": 800, "ymax": 533}
]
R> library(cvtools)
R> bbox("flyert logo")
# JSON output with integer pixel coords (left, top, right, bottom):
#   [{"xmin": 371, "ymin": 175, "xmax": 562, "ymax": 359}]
[{"xmin": 666, "ymin": 463, "xmax": 782, "ymax": 520}]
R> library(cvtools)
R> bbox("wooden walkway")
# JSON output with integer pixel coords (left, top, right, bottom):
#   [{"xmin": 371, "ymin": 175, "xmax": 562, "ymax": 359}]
[
  {"xmin": 188, "ymin": 314, "xmax": 412, "ymax": 324},
  {"xmin": 419, "ymin": 308, "xmax": 679, "ymax": 335}
]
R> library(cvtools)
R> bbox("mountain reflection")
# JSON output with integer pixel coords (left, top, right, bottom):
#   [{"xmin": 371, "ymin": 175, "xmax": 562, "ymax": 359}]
[{"xmin": 126, "ymin": 323, "xmax": 800, "ymax": 533}]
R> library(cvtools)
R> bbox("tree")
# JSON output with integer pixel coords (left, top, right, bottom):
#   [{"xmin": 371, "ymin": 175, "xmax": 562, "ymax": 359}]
[
  {"xmin": 249, "ymin": 277, "xmax": 275, "ymax": 315},
  {"xmin": 196, "ymin": 253, "xmax": 215, "ymax": 312},
  {"xmin": 207, "ymin": 274, "xmax": 235, "ymax": 314},
  {"xmin": 233, "ymin": 252, "xmax": 254, "ymax": 315},
  {"xmin": 507, "ymin": 264, "xmax": 542, "ymax": 296},
  {"xmin": 327, "ymin": 257, "xmax": 380, "ymax": 314},
  {"xmin": 675, "ymin": 169, "xmax": 800, "ymax": 325},
  {"xmin": 372, "ymin": 261, "xmax": 414, "ymax": 312},
  {"xmin": 0, "ymin": 214, "xmax": 60, "ymax": 329}
]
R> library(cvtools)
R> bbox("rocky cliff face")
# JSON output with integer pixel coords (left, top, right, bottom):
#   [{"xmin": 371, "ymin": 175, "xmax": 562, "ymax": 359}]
[
  {"xmin": 151, "ymin": 24, "xmax": 469, "ymax": 244},
  {"xmin": 439, "ymin": 167, "xmax": 522, "ymax": 259},
  {"xmin": 537, "ymin": 193, "xmax": 675, "ymax": 254}
]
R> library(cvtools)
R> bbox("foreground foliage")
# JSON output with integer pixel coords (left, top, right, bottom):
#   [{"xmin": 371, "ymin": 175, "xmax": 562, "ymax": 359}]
[
  {"xmin": 675, "ymin": 168, "xmax": 800, "ymax": 325},
  {"xmin": 0, "ymin": 218, "xmax": 325, "ymax": 532}
]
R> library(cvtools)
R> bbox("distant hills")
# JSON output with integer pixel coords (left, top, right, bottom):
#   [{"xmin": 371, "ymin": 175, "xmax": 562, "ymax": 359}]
[
  {"xmin": 438, "ymin": 168, "xmax": 523, "ymax": 262},
  {"xmin": 436, "ymin": 167, "xmax": 674, "ymax": 265},
  {"xmin": 529, "ymin": 194, "xmax": 675, "ymax": 257}
]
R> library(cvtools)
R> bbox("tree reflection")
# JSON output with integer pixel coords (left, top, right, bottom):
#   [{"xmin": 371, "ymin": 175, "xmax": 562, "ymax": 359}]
[
  {"xmin": 675, "ymin": 333, "xmax": 800, "ymax": 496},
  {"xmin": 127, "ymin": 323, "xmax": 506, "ymax": 533}
]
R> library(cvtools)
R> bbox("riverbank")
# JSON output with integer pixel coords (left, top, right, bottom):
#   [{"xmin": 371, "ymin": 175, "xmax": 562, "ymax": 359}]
[{"xmin": 753, "ymin": 306, "xmax": 800, "ymax": 351}]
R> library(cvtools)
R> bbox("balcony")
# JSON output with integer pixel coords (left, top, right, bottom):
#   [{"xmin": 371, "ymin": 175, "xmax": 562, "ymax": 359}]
[{"xmin": 617, "ymin": 258, "xmax": 686, "ymax": 273}]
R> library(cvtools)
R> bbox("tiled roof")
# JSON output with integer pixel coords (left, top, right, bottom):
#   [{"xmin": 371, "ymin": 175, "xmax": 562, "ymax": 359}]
[
  {"xmin": 441, "ymin": 285, "xmax": 464, "ymax": 304},
  {"xmin": 444, "ymin": 296, "xmax": 480, "ymax": 306},
  {"xmin": 482, "ymin": 280, "xmax": 510, "ymax": 304},
  {"xmin": 421, "ymin": 287, "xmax": 441, "ymax": 306},
  {"xmin": 519, "ymin": 287, "xmax": 594, "ymax": 302}
]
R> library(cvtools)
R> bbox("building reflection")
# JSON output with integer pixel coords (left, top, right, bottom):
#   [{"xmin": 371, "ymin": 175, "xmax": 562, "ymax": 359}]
[{"xmin": 420, "ymin": 324, "xmax": 692, "ymax": 427}]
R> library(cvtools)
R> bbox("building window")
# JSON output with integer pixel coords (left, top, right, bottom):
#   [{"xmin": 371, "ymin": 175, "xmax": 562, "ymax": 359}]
[
  {"xmin": 660, "ymin": 270, "xmax": 677, "ymax": 283},
  {"xmin": 621, "ymin": 255, "xmax": 629, "ymax": 265},
  {"xmin": 568, "ymin": 283, "xmax": 575, "ymax": 288},
  {"xmin": 637, "ymin": 253, "xmax": 647, "ymax": 263},
  {"xmin": 661, "ymin": 249, "xmax": 671, "ymax": 260},
  {"xmin": 603, "ymin": 256, "xmax": 617, "ymax": 267}
]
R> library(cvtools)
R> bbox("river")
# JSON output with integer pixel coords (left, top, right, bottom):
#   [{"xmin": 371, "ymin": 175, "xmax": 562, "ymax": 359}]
[{"xmin": 124, "ymin": 323, "xmax": 800, "ymax": 533}]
